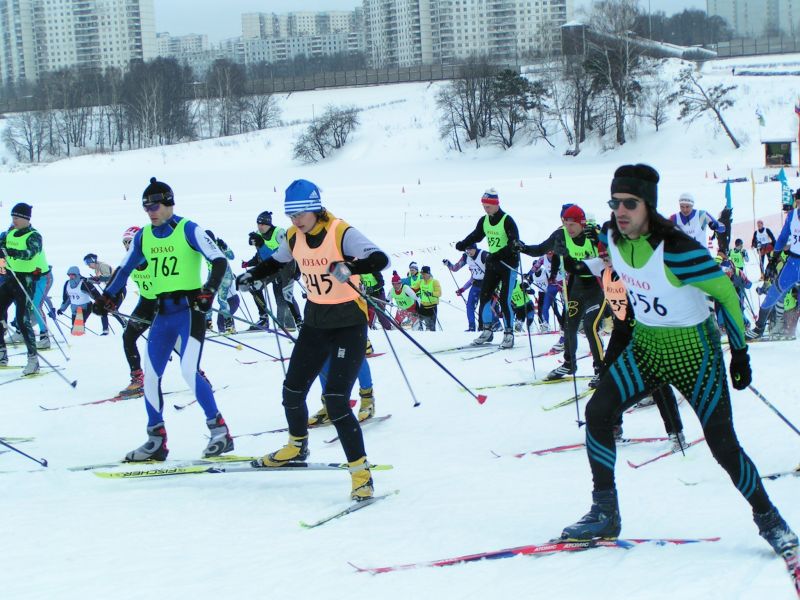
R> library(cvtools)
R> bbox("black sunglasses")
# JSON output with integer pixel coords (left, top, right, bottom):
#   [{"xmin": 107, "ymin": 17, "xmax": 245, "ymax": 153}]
[{"xmin": 607, "ymin": 198, "xmax": 641, "ymax": 210}]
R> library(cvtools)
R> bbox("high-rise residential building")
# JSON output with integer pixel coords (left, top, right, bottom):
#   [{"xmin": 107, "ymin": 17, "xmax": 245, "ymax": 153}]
[
  {"xmin": 156, "ymin": 32, "xmax": 209, "ymax": 57},
  {"xmin": 238, "ymin": 9, "xmax": 364, "ymax": 66},
  {"xmin": 707, "ymin": 0, "xmax": 800, "ymax": 38},
  {"xmin": 364, "ymin": 0, "xmax": 572, "ymax": 68},
  {"xmin": 0, "ymin": 0, "xmax": 155, "ymax": 85}
]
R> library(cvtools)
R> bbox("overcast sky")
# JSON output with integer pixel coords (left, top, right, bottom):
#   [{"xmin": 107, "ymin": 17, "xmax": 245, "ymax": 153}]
[{"xmin": 154, "ymin": 0, "xmax": 707, "ymax": 42}]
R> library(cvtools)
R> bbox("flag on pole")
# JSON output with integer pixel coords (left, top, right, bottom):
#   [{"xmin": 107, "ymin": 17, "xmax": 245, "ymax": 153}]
[
  {"xmin": 725, "ymin": 179, "xmax": 732, "ymax": 210},
  {"xmin": 778, "ymin": 167, "xmax": 793, "ymax": 209}
]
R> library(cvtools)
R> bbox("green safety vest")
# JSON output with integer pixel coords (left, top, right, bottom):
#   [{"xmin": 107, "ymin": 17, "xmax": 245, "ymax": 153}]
[
  {"xmin": 408, "ymin": 273, "xmax": 421, "ymax": 288},
  {"xmin": 729, "ymin": 248, "xmax": 745, "ymax": 269},
  {"xmin": 391, "ymin": 286, "xmax": 416, "ymax": 310},
  {"xmin": 785, "ymin": 291, "xmax": 797, "ymax": 311},
  {"xmin": 418, "ymin": 278, "xmax": 438, "ymax": 306},
  {"xmin": 483, "ymin": 214, "xmax": 508, "ymax": 254},
  {"xmin": 140, "ymin": 219, "xmax": 202, "ymax": 296},
  {"xmin": 511, "ymin": 282, "xmax": 528, "ymax": 309},
  {"xmin": 263, "ymin": 227, "xmax": 282, "ymax": 251},
  {"xmin": 131, "ymin": 265, "xmax": 157, "ymax": 300},
  {"xmin": 564, "ymin": 229, "xmax": 597, "ymax": 278},
  {"xmin": 361, "ymin": 273, "xmax": 378, "ymax": 288},
  {"xmin": 5, "ymin": 228, "xmax": 48, "ymax": 273}
]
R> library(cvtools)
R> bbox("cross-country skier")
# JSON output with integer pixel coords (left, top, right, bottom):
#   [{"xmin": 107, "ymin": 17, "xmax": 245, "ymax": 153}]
[
  {"xmin": 454, "ymin": 188, "xmax": 520, "ymax": 349},
  {"xmin": 98, "ymin": 177, "xmax": 233, "ymax": 461},
  {"xmin": 444, "ymin": 242, "xmax": 488, "ymax": 331},
  {"xmin": 236, "ymin": 179, "xmax": 389, "ymax": 501},
  {"xmin": 669, "ymin": 192, "xmax": 725, "ymax": 248},
  {"xmin": 559, "ymin": 163, "xmax": 798, "ymax": 564}
]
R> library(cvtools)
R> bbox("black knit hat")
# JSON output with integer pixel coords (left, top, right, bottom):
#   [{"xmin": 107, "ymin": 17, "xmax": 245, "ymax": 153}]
[
  {"xmin": 142, "ymin": 177, "xmax": 174, "ymax": 207},
  {"xmin": 11, "ymin": 202, "xmax": 32, "ymax": 220},
  {"xmin": 611, "ymin": 164, "xmax": 660, "ymax": 208},
  {"xmin": 257, "ymin": 211, "xmax": 273, "ymax": 225}
]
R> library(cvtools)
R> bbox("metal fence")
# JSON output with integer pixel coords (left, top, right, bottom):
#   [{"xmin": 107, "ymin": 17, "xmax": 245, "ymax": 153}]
[{"xmin": 709, "ymin": 36, "xmax": 800, "ymax": 58}]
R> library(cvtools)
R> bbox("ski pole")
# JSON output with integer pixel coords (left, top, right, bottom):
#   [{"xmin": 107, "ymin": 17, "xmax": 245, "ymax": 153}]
[
  {"xmin": 378, "ymin": 316, "xmax": 420, "ymax": 407},
  {"xmin": 515, "ymin": 252, "xmax": 536, "ymax": 378},
  {"xmin": 36, "ymin": 349, "xmax": 77, "ymax": 388},
  {"xmin": 445, "ymin": 266, "xmax": 468, "ymax": 307},
  {"xmin": 46, "ymin": 300, "xmax": 69, "ymax": 345},
  {"xmin": 0, "ymin": 438, "xmax": 47, "ymax": 467},
  {"xmin": 345, "ymin": 280, "xmax": 486, "ymax": 404},
  {"xmin": 559, "ymin": 258, "xmax": 583, "ymax": 428},
  {"xmin": 263, "ymin": 291, "xmax": 287, "ymax": 377},
  {"xmin": 748, "ymin": 384, "xmax": 800, "ymax": 437}
]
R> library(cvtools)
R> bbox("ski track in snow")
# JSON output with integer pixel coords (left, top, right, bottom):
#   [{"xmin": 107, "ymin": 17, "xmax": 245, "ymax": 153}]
[{"xmin": 0, "ymin": 57, "xmax": 799, "ymax": 599}]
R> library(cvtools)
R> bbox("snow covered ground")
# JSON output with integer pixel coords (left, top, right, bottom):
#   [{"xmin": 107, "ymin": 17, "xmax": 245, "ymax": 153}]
[{"xmin": 1, "ymin": 57, "xmax": 799, "ymax": 599}]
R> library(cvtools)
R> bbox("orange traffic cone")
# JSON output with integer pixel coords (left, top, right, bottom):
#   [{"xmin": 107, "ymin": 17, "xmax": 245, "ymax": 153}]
[{"xmin": 72, "ymin": 307, "xmax": 85, "ymax": 337}]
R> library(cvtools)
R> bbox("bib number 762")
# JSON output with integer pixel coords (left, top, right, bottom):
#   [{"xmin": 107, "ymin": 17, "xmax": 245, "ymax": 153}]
[{"xmin": 628, "ymin": 292, "xmax": 668, "ymax": 316}]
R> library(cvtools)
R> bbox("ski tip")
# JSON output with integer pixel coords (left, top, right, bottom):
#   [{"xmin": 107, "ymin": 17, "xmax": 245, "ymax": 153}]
[
  {"xmin": 626, "ymin": 460, "xmax": 639, "ymax": 469},
  {"xmin": 476, "ymin": 394, "xmax": 488, "ymax": 405}
]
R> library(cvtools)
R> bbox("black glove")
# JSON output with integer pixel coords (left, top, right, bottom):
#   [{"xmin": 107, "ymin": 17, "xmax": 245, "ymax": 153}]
[
  {"xmin": 236, "ymin": 271, "xmax": 254, "ymax": 291},
  {"xmin": 729, "ymin": 347, "xmax": 751, "ymax": 390},
  {"xmin": 2, "ymin": 246, "xmax": 22, "ymax": 258},
  {"xmin": 583, "ymin": 225, "xmax": 598, "ymax": 244},
  {"xmin": 511, "ymin": 239, "xmax": 526, "ymax": 253},
  {"xmin": 552, "ymin": 235, "xmax": 568, "ymax": 257},
  {"xmin": 56, "ymin": 308, "xmax": 64, "ymax": 316},
  {"xmin": 248, "ymin": 232, "xmax": 264, "ymax": 248},
  {"xmin": 442, "ymin": 259, "xmax": 450, "ymax": 266},
  {"xmin": 193, "ymin": 287, "xmax": 215, "ymax": 312},
  {"xmin": 329, "ymin": 261, "xmax": 354, "ymax": 283},
  {"xmin": 216, "ymin": 238, "xmax": 228, "ymax": 251},
  {"xmin": 454, "ymin": 241, "xmax": 466, "ymax": 252},
  {"xmin": 520, "ymin": 281, "xmax": 530, "ymax": 292},
  {"xmin": 93, "ymin": 293, "xmax": 117, "ymax": 316}
]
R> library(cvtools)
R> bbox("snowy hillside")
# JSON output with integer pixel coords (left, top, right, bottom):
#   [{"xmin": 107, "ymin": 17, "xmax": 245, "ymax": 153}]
[{"xmin": 1, "ymin": 57, "xmax": 799, "ymax": 599}]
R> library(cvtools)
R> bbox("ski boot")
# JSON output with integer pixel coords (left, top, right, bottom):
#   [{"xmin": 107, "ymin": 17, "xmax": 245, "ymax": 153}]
[
  {"xmin": 545, "ymin": 364, "xmax": 575, "ymax": 381},
  {"xmin": 349, "ymin": 456, "xmax": 374, "ymax": 502},
  {"xmin": 0, "ymin": 346, "xmax": 7, "ymax": 367},
  {"xmin": 539, "ymin": 322, "xmax": 550, "ymax": 333},
  {"xmin": 254, "ymin": 434, "xmax": 309, "ymax": 467},
  {"xmin": 472, "ymin": 327, "xmax": 494, "ymax": 346},
  {"xmin": 223, "ymin": 317, "xmax": 235, "ymax": 334},
  {"xmin": 500, "ymin": 328, "xmax": 514, "ymax": 349},
  {"xmin": 365, "ymin": 338, "xmax": 374, "ymax": 356},
  {"xmin": 560, "ymin": 489, "xmax": 622, "ymax": 540},
  {"xmin": 754, "ymin": 507, "xmax": 799, "ymax": 557},
  {"xmin": 550, "ymin": 335, "xmax": 565, "ymax": 353},
  {"xmin": 669, "ymin": 431, "xmax": 686, "ymax": 453},
  {"xmin": 22, "ymin": 354, "xmax": 39, "ymax": 376},
  {"xmin": 612, "ymin": 425, "xmax": 623, "ymax": 442},
  {"xmin": 203, "ymin": 413, "xmax": 233, "ymax": 457},
  {"xmin": 308, "ymin": 402, "xmax": 330, "ymax": 427},
  {"xmin": 119, "ymin": 369, "xmax": 144, "ymax": 397},
  {"xmin": 514, "ymin": 321, "xmax": 523, "ymax": 333},
  {"xmin": 125, "ymin": 423, "xmax": 168, "ymax": 462},
  {"xmin": 36, "ymin": 334, "xmax": 51, "ymax": 350},
  {"xmin": 358, "ymin": 387, "xmax": 375, "ymax": 421},
  {"xmin": 746, "ymin": 324, "xmax": 764, "ymax": 340}
]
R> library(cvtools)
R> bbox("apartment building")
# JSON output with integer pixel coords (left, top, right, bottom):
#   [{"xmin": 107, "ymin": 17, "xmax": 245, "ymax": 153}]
[
  {"xmin": 707, "ymin": 0, "xmax": 800, "ymax": 38},
  {"xmin": 242, "ymin": 10, "xmax": 359, "ymax": 40},
  {"xmin": 364, "ymin": 0, "xmax": 572, "ymax": 68},
  {"xmin": 0, "ymin": 0, "xmax": 156, "ymax": 84},
  {"xmin": 157, "ymin": 32, "xmax": 209, "ymax": 57}
]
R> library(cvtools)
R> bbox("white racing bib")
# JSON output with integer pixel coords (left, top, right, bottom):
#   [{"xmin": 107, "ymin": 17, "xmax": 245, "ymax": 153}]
[{"xmin": 608, "ymin": 239, "xmax": 709, "ymax": 327}]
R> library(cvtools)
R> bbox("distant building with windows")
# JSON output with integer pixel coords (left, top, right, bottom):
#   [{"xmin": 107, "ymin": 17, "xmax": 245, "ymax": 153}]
[
  {"xmin": 707, "ymin": 0, "xmax": 800, "ymax": 38},
  {"xmin": 156, "ymin": 32, "xmax": 208, "ymax": 57},
  {"xmin": 0, "ymin": 0, "xmax": 156, "ymax": 84},
  {"xmin": 363, "ymin": 0, "xmax": 572, "ymax": 68}
]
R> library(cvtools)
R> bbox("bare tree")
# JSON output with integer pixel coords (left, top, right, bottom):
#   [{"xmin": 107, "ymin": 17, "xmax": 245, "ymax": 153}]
[
  {"xmin": 3, "ymin": 111, "xmax": 46, "ymax": 162},
  {"xmin": 672, "ymin": 66, "xmax": 739, "ymax": 148},
  {"xmin": 641, "ymin": 75, "xmax": 673, "ymax": 131},
  {"xmin": 292, "ymin": 105, "xmax": 360, "ymax": 163},
  {"xmin": 435, "ymin": 57, "xmax": 498, "ymax": 149},
  {"xmin": 244, "ymin": 94, "xmax": 281, "ymax": 130},
  {"xmin": 585, "ymin": 0, "xmax": 649, "ymax": 145}
]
